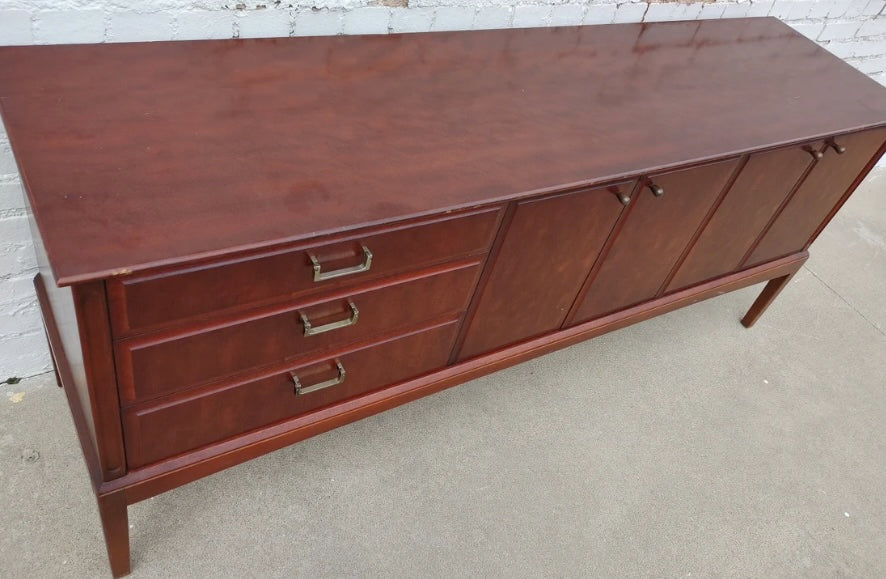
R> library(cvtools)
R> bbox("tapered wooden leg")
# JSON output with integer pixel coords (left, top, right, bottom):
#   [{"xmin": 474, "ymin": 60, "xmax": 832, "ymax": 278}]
[
  {"xmin": 97, "ymin": 491, "xmax": 131, "ymax": 578},
  {"xmin": 741, "ymin": 273, "xmax": 795, "ymax": 328}
]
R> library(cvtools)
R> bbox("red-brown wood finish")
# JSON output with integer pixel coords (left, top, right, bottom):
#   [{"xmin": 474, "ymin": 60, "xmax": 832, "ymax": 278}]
[
  {"xmin": 745, "ymin": 128, "xmax": 886, "ymax": 266},
  {"xmin": 106, "ymin": 251, "xmax": 810, "ymax": 506},
  {"xmin": 570, "ymin": 159, "xmax": 740, "ymax": 324},
  {"xmin": 71, "ymin": 283, "xmax": 128, "ymax": 479},
  {"xmin": 123, "ymin": 318, "xmax": 461, "ymax": 468},
  {"xmin": 740, "ymin": 273, "xmax": 799, "ymax": 328},
  {"xmin": 96, "ymin": 492, "xmax": 130, "ymax": 578},
  {"xmin": 33, "ymin": 275, "xmax": 103, "ymax": 487},
  {"xmin": 26, "ymin": 192, "xmax": 127, "ymax": 482},
  {"xmin": 3, "ymin": 19, "xmax": 886, "ymax": 286},
  {"xmin": 31, "ymin": 200, "xmax": 131, "ymax": 575},
  {"xmin": 667, "ymin": 144, "xmax": 818, "ymax": 291},
  {"xmin": 107, "ymin": 208, "xmax": 499, "ymax": 337},
  {"xmin": 9, "ymin": 20, "xmax": 886, "ymax": 579},
  {"xmin": 457, "ymin": 182, "xmax": 631, "ymax": 360},
  {"xmin": 117, "ymin": 261, "xmax": 480, "ymax": 404}
]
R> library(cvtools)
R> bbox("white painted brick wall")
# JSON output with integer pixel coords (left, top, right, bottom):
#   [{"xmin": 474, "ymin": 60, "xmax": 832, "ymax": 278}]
[
  {"xmin": 34, "ymin": 10, "xmax": 104, "ymax": 44},
  {"xmin": 514, "ymin": 5, "xmax": 552, "ymax": 28},
  {"xmin": 295, "ymin": 9, "xmax": 342, "ymax": 36},
  {"xmin": 2, "ymin": 0, "xmax": 886, "ymax": 379},
  {"xmin": 550, "ymin": 5, "xmax": 585, "ymax": 27},
  {"xmin": 175, "ymin": 11, "xmax": 236, "ymax": 40},
  {"xmin": 391, "ymin": 7, "xmax": 435, "ymax": 33},
  {"xmin": 341, "ymin": 7, "xmax": 389, "ymax": 35},
  {"xmin": 237, "ymin": 9, "xmax": 292, "ymax": 39},
  {"xmin": 474, "ymin": 6, "xmax": 513, "ymax": 29},
  {"xmin": 584, "ymin": 4, "xmax": 618, "ymax": 25},
  {"xmin": 431, "ymin": 6, "xmax": 474, "ymax": 31},
  {"xmin": 107, "ymin": 11, "xmax": 176, "ymax": 42}
]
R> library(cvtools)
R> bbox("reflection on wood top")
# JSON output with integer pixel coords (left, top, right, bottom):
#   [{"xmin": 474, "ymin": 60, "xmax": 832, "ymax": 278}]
[{"xmin": 1, "ymin": 17, "xmax": 885, "ymax": 285}]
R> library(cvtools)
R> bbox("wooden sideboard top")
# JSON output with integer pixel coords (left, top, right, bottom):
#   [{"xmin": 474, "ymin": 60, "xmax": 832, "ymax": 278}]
[{"xmin": 2, "ymin": 17, "xmax": 886, "ymax": 285}]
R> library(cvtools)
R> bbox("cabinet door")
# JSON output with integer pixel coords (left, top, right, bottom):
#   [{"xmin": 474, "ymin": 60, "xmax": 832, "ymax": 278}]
[
  {"xmin": 570, "ymin": 158, "xmax": 740, "ymax": 324},
  {"xmin": 746, "ymin": 129, "xmax": 886, "ymax": 267},
  {"xmin": 666, "ymin": 144, "xmax": 816, "ymax": 292},
  {"xmin": 456, "ymin": 182, "xmax": 631, "ymax": 360}
]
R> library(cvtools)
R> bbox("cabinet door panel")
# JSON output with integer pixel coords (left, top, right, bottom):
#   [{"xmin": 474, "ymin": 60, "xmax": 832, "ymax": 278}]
[
  {"xmin": 457, "ymin": 183, "xmax": 630, "ymax": 360},
  {"xmin": 571, "ymin": 158, "xmax": 739, "ymax": 324},
  {"xmin": 667, "ymin": 144, "xmax": 815, "ymax": 292},
  {"xmin": 747, "ymin": 129, "xmax": 886, "ymax": 266}
]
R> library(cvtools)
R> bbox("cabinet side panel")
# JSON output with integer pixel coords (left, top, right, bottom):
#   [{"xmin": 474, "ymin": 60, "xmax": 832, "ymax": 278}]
[
  {"xmin": 26, "ymin": 196, "xmax": 126, "ymax": 482},
  {"xmin": 27, "ymin": 200, "xmax": 101, "ymax": 482}
]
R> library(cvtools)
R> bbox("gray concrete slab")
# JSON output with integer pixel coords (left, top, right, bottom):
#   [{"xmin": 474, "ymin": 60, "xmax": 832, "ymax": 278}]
[
  {"xmin": 2, "ymin": 174, "xmax": 885, "ymax": 578},
  {"xmin": 804, "ymin": 170, "xmax": 886, "ymax": 334}
]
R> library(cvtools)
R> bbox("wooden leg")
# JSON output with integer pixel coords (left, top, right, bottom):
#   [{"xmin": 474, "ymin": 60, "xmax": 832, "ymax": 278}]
[
  {"xmin": 97, "ymin": 491, "xmax": 131, "ymax": 578},
  {"xmin": 741, "ymin": 273, "xmax": 795, "ymax": 328}
]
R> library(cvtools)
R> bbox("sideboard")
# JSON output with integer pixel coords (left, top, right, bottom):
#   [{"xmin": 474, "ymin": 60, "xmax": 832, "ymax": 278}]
[{"xmin": 2, "ymin": 17, "xmax": 885, "ymax": 577}]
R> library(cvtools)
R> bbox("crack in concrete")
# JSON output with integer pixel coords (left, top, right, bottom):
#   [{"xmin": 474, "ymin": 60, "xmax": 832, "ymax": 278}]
[{"xmin": 803, "ymin": 264, "xmax": 886, "ymax": 338}]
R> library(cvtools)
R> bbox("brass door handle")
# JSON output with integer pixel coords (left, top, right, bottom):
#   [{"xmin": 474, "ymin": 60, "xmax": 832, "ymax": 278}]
[
  {"xmin": 614, "ymin": 191, "xmax": 631, "ymax": 206},
  {"xmin": 806, "ymin": 147, "xmax": 824, "ymax": 160},
  {"xmin": 648, "ymin": 182, "xmax": 664, "ymax": 197},
  {"xmin": 828, "ymin": 139, "xmax": 846, "ymax": 154},
  {"xmin": 308, "ymin": 244, "xmax": 373, "ymax": 282},
  {"xmin": 300, "ymin": 299, "xmax": 359, "ymax": 336},
  {"xmin": 291, "ymin": 360, "xmax": 346, "ymax": 395}
]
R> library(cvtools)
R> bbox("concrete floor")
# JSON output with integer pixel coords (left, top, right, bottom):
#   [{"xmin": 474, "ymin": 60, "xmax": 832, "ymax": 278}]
[{"xmin": 2, "ymin": 174, "xmax": 885, "ymax": 579}]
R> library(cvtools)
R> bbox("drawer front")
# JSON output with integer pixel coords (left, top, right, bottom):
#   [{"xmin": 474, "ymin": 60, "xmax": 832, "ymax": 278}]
[
  {"xmin": 123, "ymin": 319, "xmax": 461, "ymax": 468},
  {"xmin": 108, "ymin": 208, "xmax": 500, "ymax": 336},
  {"xmin": 667, "ymin": 143, "xmax": 816, "ymax": 292},
  {"xmin": 570, "ymin": 158, "xmax": 740, "ymax": 324},
  {"xmin": 117, "ymin": 262, "xmax": 480, "ymax": 404},
  {"xmin": 746, "ymin": 129, "xmax": 886, "ymax": 266},
  {"xmin": 457, "ymin": 181, "xmax": 630, "ymax": 360}
]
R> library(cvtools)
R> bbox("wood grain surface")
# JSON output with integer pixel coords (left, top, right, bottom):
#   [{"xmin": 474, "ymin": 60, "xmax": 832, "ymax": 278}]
[{"xmin": 3, "ymin": 18, "xmax": 886, "ymax": 285}]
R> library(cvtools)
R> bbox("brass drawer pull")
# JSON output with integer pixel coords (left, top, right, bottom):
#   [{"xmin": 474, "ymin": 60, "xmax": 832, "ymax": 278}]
[
  {"xmin": 291, "ymin": 360, "xmax": 346, "ymax": 395},
  {"xmin": 614, "ymin": 191, "xmax": 631, "ymax": 206},
  {"xmin": 300, "ymin": 299, "xmax": 359, "ymax": 336},
  {"xmin": 648, "ymin": 182, "xmax": 664, "ymax": 197},
  {"xmin": 309, "ymin": 244, "xmax": 373, "ymax": 282}
]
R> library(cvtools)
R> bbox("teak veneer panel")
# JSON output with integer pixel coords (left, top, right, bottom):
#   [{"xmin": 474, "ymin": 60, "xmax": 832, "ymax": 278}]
[{"xmin": 2, "ymin": 18, "xmax": 886, "ymax": 284}]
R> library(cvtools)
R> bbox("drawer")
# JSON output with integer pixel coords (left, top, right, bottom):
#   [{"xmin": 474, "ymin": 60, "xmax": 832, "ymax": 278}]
[
  {"xmin": 122, "ymin": 318, "xmax": 461, "ymax": 468},
  {"xmin": 116, "ymin": 261, "xmax": 481, "ymax": 405},
  {"xmin": 107, "ymin": 207, "xmax": 501, "ymax": 337}
]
